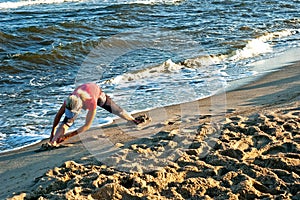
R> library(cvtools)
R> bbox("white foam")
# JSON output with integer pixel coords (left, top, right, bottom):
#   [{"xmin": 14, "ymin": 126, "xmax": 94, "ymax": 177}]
[
  {"xmin": 29, "ymin": 78, "xmax": 44, "ymax": 87},
  {"xmin": 258, "ymin": 29, "xmax": 295, "ymax": 42},
  {"xmin": 231, "ymin": 39, "xmax": 273, "ymax": 61},
  {"xmin": 0, "ymin": 0, "xmax": 185, "ymax": 9},
  {"xmin": 0, "ymin": 0, "xmax": 85, "ymax": 9},
  {"xmin": 0, "ymin": 132, "xmax": 7, "ymax": 139},
  {"xmin": 183, "ymin": 54, "xmax": 226, "ymax": 68},
  {"xmin": 0, "ymin": 130, "xmax": 49, "ymax": 152},
  {"xmin": 226, "ymin": 47, "xmax": 300, "ymax": 91},
  {"xmin": 104, "ymin": 29, "xmax": 298, "ymax": 86},
  {"xmin": 104, "ymin": 59, "xmax": 183, "ymax": 84},
  {"xmin": 93, "ymin": 117, "xmax": 114, "ymax": 127},
  {"xmin": 0, "ymin": 139, "xmax": 44, "ymax": 153},
  {"xmin": 229, "ymin": 29, "xmax": 296, "ymax": 61},
  {"xmin": 113, "ymin": 0, "xmax": 184, "ymax": 5}
]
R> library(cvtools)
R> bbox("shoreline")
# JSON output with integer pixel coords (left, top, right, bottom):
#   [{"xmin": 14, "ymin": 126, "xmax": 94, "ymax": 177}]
[
  {"xmin": 1, "ymin": 56, "xmax": 299, "ymax": 199},
  {"xmin": 1, "ymin": 47, "xmax": 299, "ymax": 155}
]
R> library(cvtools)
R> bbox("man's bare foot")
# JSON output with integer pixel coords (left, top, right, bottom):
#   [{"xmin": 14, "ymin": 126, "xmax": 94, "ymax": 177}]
[{"xmin": 39, "ymin": 142, "xmax": 56, "ymax": 150}]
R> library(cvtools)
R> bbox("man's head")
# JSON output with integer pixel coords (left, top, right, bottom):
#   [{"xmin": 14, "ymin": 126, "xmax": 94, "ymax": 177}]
[{"xmin": 65, "ymin": 95, "xmax": 82, "ymax": 118}]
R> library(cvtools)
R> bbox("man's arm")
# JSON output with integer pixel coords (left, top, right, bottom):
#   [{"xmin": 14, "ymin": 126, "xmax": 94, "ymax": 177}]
[
  {"xmin": 50, "ymin": 104, "xmax": 65, "ymax": 141},
  {"xmin": 59, "ymin": 109, "xmax": 96, "ymax": 143},
  {"xmin": 77, "ymin": 109, "xmax": 96, "ymax": 133}
]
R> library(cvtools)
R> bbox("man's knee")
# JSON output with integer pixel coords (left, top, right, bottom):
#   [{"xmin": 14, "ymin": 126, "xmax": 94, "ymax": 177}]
[{"xmin": 99, "ymin": 95, "xmax": 123, "ymax": 115}]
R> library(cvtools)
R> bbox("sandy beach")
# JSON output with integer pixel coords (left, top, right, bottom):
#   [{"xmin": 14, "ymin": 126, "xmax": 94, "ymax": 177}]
[{"xmin": 1, "ymin": 59, "xmax": 299, "ymax": 199}]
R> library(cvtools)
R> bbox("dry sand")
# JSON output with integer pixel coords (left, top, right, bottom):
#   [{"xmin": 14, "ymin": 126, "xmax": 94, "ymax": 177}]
[{"xmin": 1, "ymin": 59, "xmax": 299, "ymax": 199}]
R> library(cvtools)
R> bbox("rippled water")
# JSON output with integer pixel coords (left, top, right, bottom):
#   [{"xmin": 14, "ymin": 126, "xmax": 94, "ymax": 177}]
[{"xmin": 0, "ymin": 0, "xmax": 299, "ymax": 151}]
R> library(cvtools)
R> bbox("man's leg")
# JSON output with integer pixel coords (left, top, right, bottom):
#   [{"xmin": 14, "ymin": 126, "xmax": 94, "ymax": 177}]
[{"xmin": 98, "ymin": 95, "xmax": 135, "ymax": 121}]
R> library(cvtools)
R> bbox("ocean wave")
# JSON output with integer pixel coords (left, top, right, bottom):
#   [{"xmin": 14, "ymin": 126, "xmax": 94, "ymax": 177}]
[
  {"xmin": 0, "ymin": 0, "xmax": 86, "ymax": 10},
  {"xmin": 104, "ymin": 59, "xmax": 183, "ymax": 84},
  {"xmin": 101, "ymin": 29, "xmax": 299, "ymax": 85},
  {"xmin": 1, "ymin": 39, "xmax": 93, "ymax": 72},
  {"xmin": 0, "ymin": 31, "xmax": 17, "ymax": 41},
  {"xmin": 229, "ymin": 29, "xmax": 297, "ymax": 61},
  {"xmin": 0, "ymin": 0, "xmax": 184, "ymax": 10},
  {"xmin": 116, "ymin": 0, "xmax": 185, "ymax": 5},
  {"xmin": 187, "ymin": 29, "xmax": 299, "ymax": 66}
]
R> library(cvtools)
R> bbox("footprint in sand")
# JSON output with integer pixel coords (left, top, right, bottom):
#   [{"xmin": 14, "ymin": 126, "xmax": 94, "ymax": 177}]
[{"xmin": 252, "ymin": 134, "xmax": 272, "ymax": 150}]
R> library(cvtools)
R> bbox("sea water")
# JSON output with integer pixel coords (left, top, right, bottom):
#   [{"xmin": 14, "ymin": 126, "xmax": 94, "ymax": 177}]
[{"xmin": 0, "ymin": 0, "xmax": 299, "ymax": 152}]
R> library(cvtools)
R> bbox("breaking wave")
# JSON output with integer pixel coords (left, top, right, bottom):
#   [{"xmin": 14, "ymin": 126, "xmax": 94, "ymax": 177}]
[
  {"xmin": 102, "ymin": 29, "xmax": 299, "ymax": 85},
  {"xmin": 0, "ymin": 0, "xmax": 86, "ymax": 9}
]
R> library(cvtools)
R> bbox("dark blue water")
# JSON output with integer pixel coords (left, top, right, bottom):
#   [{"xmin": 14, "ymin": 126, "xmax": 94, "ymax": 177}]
[{"xmin": 0, "ymin": 0, "xmax": 299, "ymax": 152}]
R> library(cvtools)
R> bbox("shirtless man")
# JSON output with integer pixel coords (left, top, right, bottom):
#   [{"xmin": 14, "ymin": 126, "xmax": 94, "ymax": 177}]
[{"xmin": 49, "ymin": 82, "xmax": 140, "ymax": 145}]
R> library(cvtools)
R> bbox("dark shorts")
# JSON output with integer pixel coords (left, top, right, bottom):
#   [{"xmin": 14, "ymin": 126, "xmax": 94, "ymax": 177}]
[{"xmin": 98, "ymin": 94, "xmax": 123, "ymax": 115}]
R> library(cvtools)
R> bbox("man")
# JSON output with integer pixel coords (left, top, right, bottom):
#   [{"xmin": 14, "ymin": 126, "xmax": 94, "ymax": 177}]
[{"xmin": 49, "ymin": 82, "xmax": 140, "ymax": 146}]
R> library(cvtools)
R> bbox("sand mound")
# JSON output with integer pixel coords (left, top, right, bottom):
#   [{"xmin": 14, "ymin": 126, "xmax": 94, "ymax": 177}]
[{"xmin": 11, "ymin": 105, "xmax": 300, "ymax": 200}]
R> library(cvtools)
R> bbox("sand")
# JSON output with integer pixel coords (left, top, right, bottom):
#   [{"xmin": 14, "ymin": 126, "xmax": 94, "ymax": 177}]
[{"xmin": 1, "ymin": 58, "xmax": 299, "ymax": 199}]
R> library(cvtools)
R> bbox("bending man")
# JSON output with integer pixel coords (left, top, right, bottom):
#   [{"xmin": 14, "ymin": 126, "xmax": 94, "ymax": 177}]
[{"xmin": 49, "ymin": 82, "xmax": 139, "ymax": 145}]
